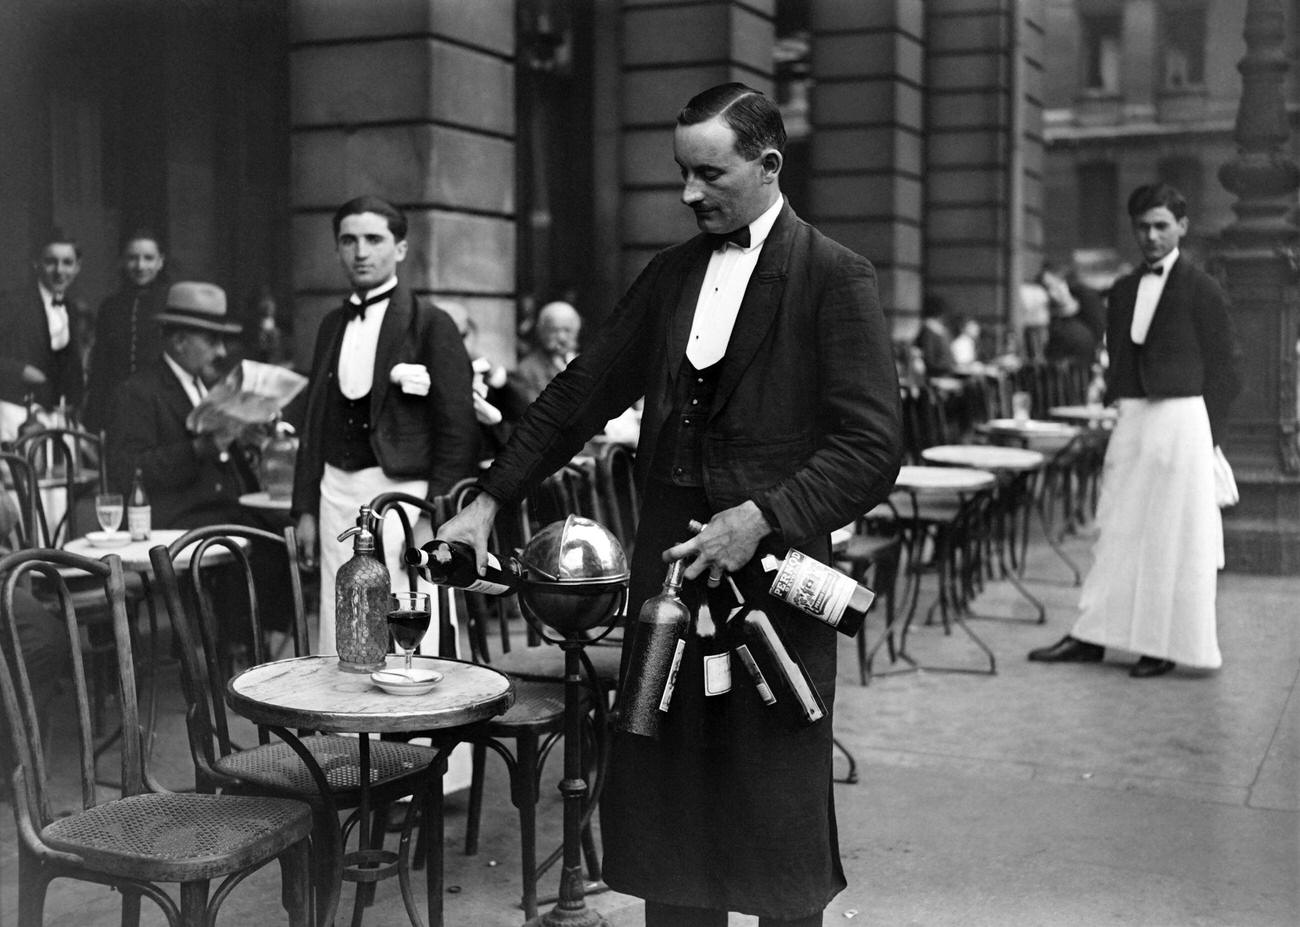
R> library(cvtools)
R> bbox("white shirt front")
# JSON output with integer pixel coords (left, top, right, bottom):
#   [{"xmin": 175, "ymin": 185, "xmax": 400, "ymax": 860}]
[
  {"xmin": 163, "ymin": 351, "xmax": 207, "ymax": 408},
  {"xmin": 39, "ymin": 284, "xmax": 70, "ymax": 352},
  {"xmin": 337, "ymin": 278, "xmax": 397, "ymax": 399},
  {"xmin": 685, "ymin": 196, "xmax": 784, "ymax": 369},
  {"xmin": 1130, "ymin": 249, "xmax": 1178, "ymax": 346}
]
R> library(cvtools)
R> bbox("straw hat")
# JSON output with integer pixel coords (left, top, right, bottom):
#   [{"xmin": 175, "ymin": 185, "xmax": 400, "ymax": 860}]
[{"xmin": 155, "ymin": 281, "xmax": 243, "ymax": 334}]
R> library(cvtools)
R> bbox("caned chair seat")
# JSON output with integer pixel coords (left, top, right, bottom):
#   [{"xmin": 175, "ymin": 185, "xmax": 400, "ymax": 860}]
[
  {"xmin": 42, "ymin": 792, "xmax": 313, "ymax": 883},
  {"xmin": 215, "ymin": 734, "xmax": 439, "ymax": 795},
  {"xmin": 488, "ymin": 642, "xmax": 622, "ymax": 688},
  {"xmin": 484, "ymin": 680, "xmax": 572, "ymax": 733}
]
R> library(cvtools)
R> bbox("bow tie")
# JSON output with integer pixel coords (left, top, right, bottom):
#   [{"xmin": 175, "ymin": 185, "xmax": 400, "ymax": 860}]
[
  {"xmin": 346, "ymin": 288, "xmax": 392, "ymax": 321},
  {"xmin": 707, "ymin": 226, "xmax": 751, "ymax": 251},
  {"xmin": 1143, "ymin": 264, "xmax": 1164, "ymax": 277}
]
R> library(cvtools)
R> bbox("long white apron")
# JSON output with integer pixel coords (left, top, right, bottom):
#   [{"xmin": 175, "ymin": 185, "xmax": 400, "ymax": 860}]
[
  {"xmin": 318, "ymin": 463, "xmax": 471, "ymax": 792},
  {"xmin": 317, "ymin": 463, "xmax": 456, "ymax": 658},
  {"xmin": 1072, "ymin": 397, "xmax": 1223, "ymax": 668}
]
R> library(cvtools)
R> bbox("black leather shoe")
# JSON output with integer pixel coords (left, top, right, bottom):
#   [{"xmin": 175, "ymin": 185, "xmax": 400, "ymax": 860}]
[
  {"xmin": 1027, "ymin": 635, "xmax": 1104, "ymax": 663},
  {"xmin": 1130, "ymin": 657, "xmax": 1175, "ymax": 678}
]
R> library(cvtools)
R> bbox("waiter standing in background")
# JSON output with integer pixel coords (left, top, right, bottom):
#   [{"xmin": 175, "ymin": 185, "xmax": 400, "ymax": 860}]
[
  {"xmin": 437, "ymin": 84, "xmax": 902, "ymax": 926},
  {"xmin": 292, "ymin": 195, "xmax": 477, "ymax": 655}
]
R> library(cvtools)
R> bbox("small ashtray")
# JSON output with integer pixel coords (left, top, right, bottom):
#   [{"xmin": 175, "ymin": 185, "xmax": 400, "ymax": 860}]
[{"xmin": 370, "ymin": 668, "xmax": 443, "ymax": 696}]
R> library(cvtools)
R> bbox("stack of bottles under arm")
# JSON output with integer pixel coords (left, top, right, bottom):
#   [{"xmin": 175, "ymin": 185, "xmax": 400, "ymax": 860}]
[
  {"xmin": 616, "ymin": 546, "xmax": 876, "ymax": 739},
  {"xmin": 404, "ymin": 535, "xmax": 876, "ymax": 740}
]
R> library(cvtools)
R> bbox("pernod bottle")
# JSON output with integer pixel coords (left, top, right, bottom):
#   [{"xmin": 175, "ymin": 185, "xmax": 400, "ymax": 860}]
[
  {"xmin": 127, "ymin": 467, "xmax": 152, "ymax": 541},
  {"xmin": 758, "ymin": 550, "xmax": 875, "ymax": 638},
  {"xmin": 405, "ymin": 539, "xmax": 520, "ymax": 595},
  {"xmin": 615, "ymin": 559, "xmax": 690, "ymax": 739}
]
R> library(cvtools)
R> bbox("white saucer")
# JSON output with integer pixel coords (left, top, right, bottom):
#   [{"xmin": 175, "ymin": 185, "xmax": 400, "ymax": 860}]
[
  {"xmin": 370, "ymin": 668, "xmax": 443, "ymax": 697},
  {"xmin": 85, "ymin": 530, "xmax": 131, "ymax": 549}
]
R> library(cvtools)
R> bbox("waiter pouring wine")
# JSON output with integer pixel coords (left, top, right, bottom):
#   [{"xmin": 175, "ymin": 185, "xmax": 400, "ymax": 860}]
[{"xmin": 435, "ymin": 84, "xmax": 902, "ymax": 926}]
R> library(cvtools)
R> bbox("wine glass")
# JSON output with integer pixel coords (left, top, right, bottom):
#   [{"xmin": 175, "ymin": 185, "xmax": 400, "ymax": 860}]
[
  {"xmin": 387, "ymin": 591, "xmax": 432, "ymax": 676},
  {"xmin": 94, "ymin": 493, "xmax": 124, "ymax": 534}
]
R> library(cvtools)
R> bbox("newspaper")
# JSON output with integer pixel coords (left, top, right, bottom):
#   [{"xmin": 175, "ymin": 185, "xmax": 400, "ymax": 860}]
[{"xmin": 186, "ymin": 360, "xmax": 308, "ymax": 442}]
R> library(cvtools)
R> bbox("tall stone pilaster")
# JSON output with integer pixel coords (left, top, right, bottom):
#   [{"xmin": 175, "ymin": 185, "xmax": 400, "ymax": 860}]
[
  {"xmin": 287, "ymin": 0, "xmax": 517, "ymax": 367},
  {"xmin": 807, "ymin": 0, "xmax": 925, "ymax": 328},
  {"xmin": 618, "ymin": 0, "xmax": 776, "ymax": 287},
  {"xmin": 1217, "ymin": 0, "xmax": 1300, "ymax": 573}
]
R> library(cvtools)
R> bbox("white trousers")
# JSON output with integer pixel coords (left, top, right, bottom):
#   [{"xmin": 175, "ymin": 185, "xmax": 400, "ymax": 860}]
[{"xmin": 1072, "ymin": 397, "xmax": 1223, "ymax": 668}]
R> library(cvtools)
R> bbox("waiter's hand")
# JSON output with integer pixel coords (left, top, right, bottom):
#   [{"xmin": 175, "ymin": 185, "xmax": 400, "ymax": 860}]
[
  {"xmin": 663, "ymin": 500, "xmax": 772, "ymax": 583},
  {"xmin": 435, "ymin": 492, "xmax": 501, "ymax": 573},
  {"xmin": 297, "ymin": 513, "xmax": 318, "ymax": 570},
  {"xmin": 390, "ymin": 363, "xmax": 431, "ymax": 396}
]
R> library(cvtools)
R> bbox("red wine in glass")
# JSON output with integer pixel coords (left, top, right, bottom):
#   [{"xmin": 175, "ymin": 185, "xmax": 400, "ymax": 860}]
[{"xmin": 387, "ymin": 591, "xmax": 432, "ymax": 673}]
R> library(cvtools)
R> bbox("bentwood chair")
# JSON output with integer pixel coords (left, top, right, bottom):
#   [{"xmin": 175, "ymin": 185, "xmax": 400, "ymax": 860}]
[
  {"xmin": 149, "ymin": 525, "xmax": 444, "ymax": 927},
  {"xmin": 0, "ymin": 547, "xmax": 314, "ymax": 927}
]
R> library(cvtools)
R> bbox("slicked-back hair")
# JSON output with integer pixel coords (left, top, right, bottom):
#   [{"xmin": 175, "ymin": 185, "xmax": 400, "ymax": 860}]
[
  {"xmin": 34, "ymin": 227, "xmax": 80, "ymax": 260},
  {"xmin": 1127, "ymin": 182, "xmax": 1187, "ymax": 220},
  {"xmin": 677, "ymin": 83, "xmax": 787, "ymax": 160},
  {"xmin": 120, "ymin": 226, "xmax": 165, "ymax": 255},
  {"xmin": 332, "ymin": 195, "xmax": 408, "ymax": 242}
]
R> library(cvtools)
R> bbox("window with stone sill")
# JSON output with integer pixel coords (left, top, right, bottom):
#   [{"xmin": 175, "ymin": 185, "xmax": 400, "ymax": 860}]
[
  {"xmin": 1081, "ymin": 11, "xmax": 1122, "ymax": 93},
  {"xmin": 1162, "ymin": 4, "xmax": 1207, "ymax": 91}
]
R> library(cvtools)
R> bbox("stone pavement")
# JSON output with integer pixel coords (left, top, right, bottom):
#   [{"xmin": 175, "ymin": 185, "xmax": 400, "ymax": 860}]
[{"xmin": 2, "ymin": 527, "xmax": 1296, "ymax": 926}]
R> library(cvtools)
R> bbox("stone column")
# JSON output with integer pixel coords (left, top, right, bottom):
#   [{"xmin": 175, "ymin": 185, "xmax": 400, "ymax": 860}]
[
  {"xmin": 287, "ymin": 0, "xmax": 517, "ymax": 368},
  {"xmin": 922, "ymin": 0, "xmax": 1045, "ymax": 342},
  {"xmin": 618, "ymin": 0, "xmax": 776, "ymax": 287},
  {"xmin": 1217, "ymin": 0, "xmax": 1300, "ymax": 573},
  {"xmin": 807, "ymin": 0, "xmax": 925, "ymax": 331}
]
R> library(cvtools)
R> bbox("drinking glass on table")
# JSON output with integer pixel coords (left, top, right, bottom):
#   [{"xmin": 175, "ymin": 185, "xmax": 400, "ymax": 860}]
[
  {"xmin": 94, "ymin": 493, "xmax": 124, "ymax": 533},
  {"xmin": 387, "ymin": 591, "xmax": 432, "ymax": 674}
]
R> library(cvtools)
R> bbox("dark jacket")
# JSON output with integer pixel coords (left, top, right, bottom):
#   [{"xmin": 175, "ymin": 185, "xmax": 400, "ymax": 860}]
[
  {"xmin": 1105, "ymin": 256, "xmax": 1241, "ymax": 445},
  {"xmin": 83, "ymin": 278, "xmax": 168, "ymax": 433},
  {"xmin": 291, "ymin": 282, "xmax": 478, "ymax": 517},
  {"xmin": 0, "ymin": 286, "xmax": 84, "ymax": 409},
  {"xmin": 482, "ymin": 200, "xmax": 903, "ymax": 549},
  {"xmin": 107, "ymin": 359, "xmax": 251, "ymax": 529}
]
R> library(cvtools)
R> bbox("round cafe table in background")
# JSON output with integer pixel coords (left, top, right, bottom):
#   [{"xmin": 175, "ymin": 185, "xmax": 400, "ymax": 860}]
[
  {"xmin": 238, "ymin": 491, "xmax": 293, "ymax": 512},
  {"xmin": 1049, "ymin": 404, "xmax": 1118, "ymax": 427},
  {"xmin": 977, "ymin": 418, "xmax": 1080, "ymax": 453}
]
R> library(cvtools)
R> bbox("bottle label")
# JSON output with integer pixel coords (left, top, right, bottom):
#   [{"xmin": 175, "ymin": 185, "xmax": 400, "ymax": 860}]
[
  {"xmin": 460, "ymin": 553, "xmax": 513, "ymax": 595},
  {"xmin": 703, "ymin": 652, "xmax": 732, "ymax": 696},
  {"xmin": 658, "ymin": 637, "xmax": 686, "ymax": 712},
  {"xmin": 766, "ymin": 550, "xmax": 856, "ymax": 629},
  {"xmin": 127, "ymin": 506, "xmax": 151, "ymax": 541}
]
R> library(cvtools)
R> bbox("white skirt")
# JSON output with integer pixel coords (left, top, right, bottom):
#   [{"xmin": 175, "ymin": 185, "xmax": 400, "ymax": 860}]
[{"xmin": 1072, "ymin": 397, "xmax": 1223, "ymax": 668}]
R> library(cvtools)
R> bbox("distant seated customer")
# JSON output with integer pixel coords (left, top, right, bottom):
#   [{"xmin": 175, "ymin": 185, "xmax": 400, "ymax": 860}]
[
  {"xmin": 1041, "ymin": 261, "xmax": 1102, "ymax": 367},
  {"xmin": 106, "ymin": 281, "xmax": 253, "ymax": 528},
  {"xmin": 914, "ymin": 294, "xmax": 957, "ymax": 376},
  {"xmin": 950, "ymin": 315, "xmax": 983, "ymax": 369},
  {"xmin": 505, "ymin": 300, "xmax": 582, "ymax": 414}
]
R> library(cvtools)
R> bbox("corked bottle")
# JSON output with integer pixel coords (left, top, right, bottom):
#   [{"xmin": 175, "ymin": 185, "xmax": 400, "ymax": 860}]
[
  {"xmin": 335, "ymin": 505, "xmax": 390, "ymax": 673},
  {"xmin": 614, "ymin": 559, "xmax": 690, "ymax": 739},
  {"xmin": 756, "ymin": 550, "xmax": 876, "ymax": 637}
]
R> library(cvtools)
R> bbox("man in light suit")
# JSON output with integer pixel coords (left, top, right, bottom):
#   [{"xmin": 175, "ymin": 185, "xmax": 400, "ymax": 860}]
[
  {"xmin": 106, "ymin": 281, "xmax": 250, "ymax": 528},
  {"xmin": 438, "ymin": 84, "xmax": 902, "ymax": 926},
  {"xmin": 0, "ymin": 229, "xmax": 86, "ymax": 439},
  {"xmin": 1029, "ymin": 182, "xmax": 1241, "ymax": 678},
  {"xmin": 505, "ymin": 299, "xmax": 582, "ymax": 411},
  {"xmin": 292, "ymin": 195, "xmax": 477, "ymax": 655}
]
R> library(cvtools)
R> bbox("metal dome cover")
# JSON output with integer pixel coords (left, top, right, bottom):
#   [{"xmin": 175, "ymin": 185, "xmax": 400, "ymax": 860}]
[{"xmin": 517, "ymin": 515, "xmax": 630, "ymax": 586}]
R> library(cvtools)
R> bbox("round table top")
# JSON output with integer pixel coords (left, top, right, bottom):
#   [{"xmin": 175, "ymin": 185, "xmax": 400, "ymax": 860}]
[
  {"xmin": 63, "ymin": 528, "xmax": 245, "ymax": 572},
  {"xmin": 922, "ymin": 444, "xmax": 1045, "ymax": 472},
  {"xmin": 239, "ymin": 491, "xmax": 293, "ymax": 512},
  {"xmin": 1049, "ymin": 404, "xmax": 1119, "ymax": 423},
  {"xmin": 978, "ymin": 418, "xmax": 1080, "ymax": 452},
  {"xmin": 895, "ymin": 464, "xmax": 997, "ymax": 493},
  {"xmin": 227, "ymin": 655, "xmax": 516, "ymax": 735}
]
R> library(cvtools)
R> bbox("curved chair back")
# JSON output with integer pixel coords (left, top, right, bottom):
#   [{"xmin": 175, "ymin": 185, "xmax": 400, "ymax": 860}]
[
  {"xmin": 13, "ymin": 428, "xmax": 107, "ymax": 546},
  {"xmin": 594, "ymin": 441, "xmax": 639, "ymax": 555},
  {"xmin": 0, "ymin": 451, "xmax": 43, "ymax": 549},
  {"xmin": 0, "ymin": 549, "xmax": 137, "ymax": 820},
  {"xmin": 148, "ymin": 525, "xmax": 306, "ymax": 785}
]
